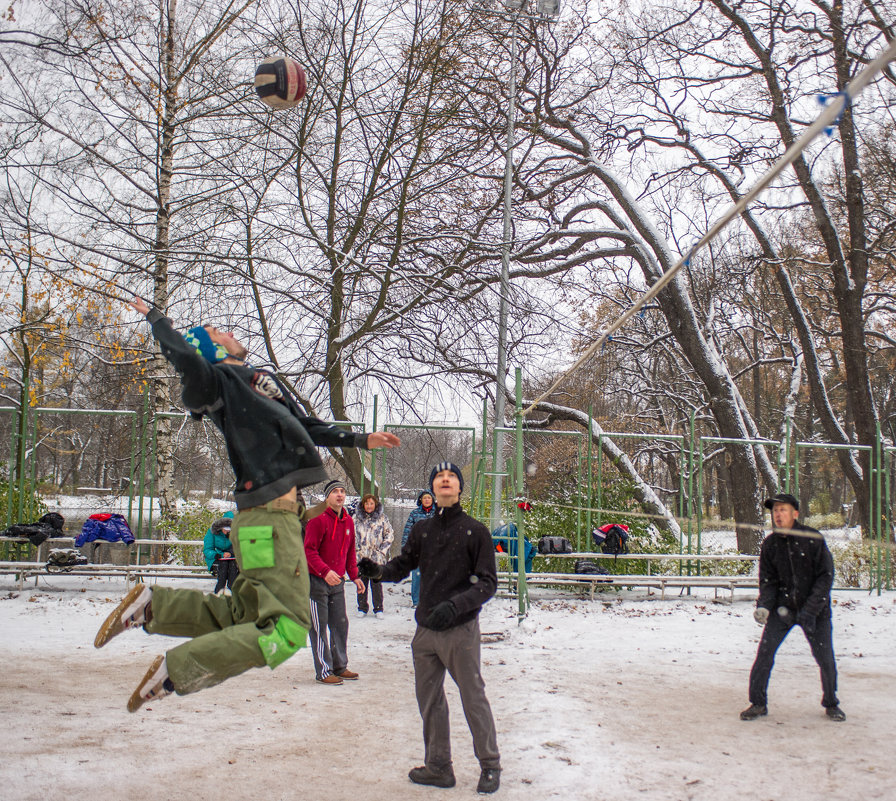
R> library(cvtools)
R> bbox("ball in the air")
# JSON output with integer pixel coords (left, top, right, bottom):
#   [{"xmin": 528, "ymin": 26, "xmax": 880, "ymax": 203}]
[{"xmin": 254, "ymin": 56, "xmax": 307, "ymax": 110}]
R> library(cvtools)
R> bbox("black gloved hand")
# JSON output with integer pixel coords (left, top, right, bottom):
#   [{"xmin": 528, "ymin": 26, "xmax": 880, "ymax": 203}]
[
  {"xmin": 797, "ymin": 608, "xmax": 817, "ymax": 635},
  {"xmin": 357, "ymin": 557, "xmax": 383, "ymax": 580},
  {"xmin": 424, "ymin": 600, "xmax": 457, "ymax": 631}
]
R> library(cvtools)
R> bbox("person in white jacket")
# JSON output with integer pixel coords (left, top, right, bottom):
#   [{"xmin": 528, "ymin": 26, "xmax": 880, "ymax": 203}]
[{"xmin": 353, "ymin": 494, "xmax": 394, "ymax": 618}]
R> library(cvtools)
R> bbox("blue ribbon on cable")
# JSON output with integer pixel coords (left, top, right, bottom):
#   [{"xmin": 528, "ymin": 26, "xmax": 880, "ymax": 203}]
[{"xmin": 817, "ymin": 91, "xmax": 851, "ymax": 136}]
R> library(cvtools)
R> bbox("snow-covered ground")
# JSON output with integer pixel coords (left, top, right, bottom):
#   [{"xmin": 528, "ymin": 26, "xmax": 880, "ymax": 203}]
[{"xmin": 1, "ymin": 578, "xmax": 893, "ymax": 801}]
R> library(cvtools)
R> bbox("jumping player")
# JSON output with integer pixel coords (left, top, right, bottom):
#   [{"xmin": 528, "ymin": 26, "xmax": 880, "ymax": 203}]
[{"xmin": 95, "ymin": 298, "xmax": 400, "ymax": 711}]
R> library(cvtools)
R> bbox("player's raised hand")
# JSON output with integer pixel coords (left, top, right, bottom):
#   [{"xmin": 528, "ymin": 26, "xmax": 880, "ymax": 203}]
[
  {"xmin": 368, "ymin": 431, "xmax": 401, "ymax": 449},
  {"xmin": 129, "ymin": 297, "xmax": 150, "ymax": 316}
]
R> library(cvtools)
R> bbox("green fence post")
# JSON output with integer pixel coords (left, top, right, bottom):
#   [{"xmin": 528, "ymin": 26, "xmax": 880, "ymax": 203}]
[{"xmin": 514, "ymin": 368, "xmax": 528, "ymax": 619}]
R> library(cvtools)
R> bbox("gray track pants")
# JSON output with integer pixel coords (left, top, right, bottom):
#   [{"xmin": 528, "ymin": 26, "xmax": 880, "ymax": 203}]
[
  {"xmin": 412, "ymin": 617, "xmax": 501, "ymax": 771},
  {"xmin": 308, "ymin": 574, "xmax": 349, "ymax": 679}
]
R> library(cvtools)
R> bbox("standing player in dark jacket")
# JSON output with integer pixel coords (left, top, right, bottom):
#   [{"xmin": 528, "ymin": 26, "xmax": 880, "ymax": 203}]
[
  {"xmin": 359, "ymin": 462, "xmax": 502, "ymax": 794},
  {"xmin": 740, "ymin": 493, "xmax": 845, "ymax": 722},
  {"xmin": 94, "ymin": 298, "xmax": 399, "ymax": 712}
]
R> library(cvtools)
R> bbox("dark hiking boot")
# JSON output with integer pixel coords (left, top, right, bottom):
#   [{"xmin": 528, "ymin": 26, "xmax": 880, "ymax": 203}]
[
  {"xmin": 127, "ymin": 654, "xmax": 172, "ymax": 713},
  {"xmin": 825, "ymin": 705, "xmax": 846, "ymax": 721},
  {"xmin": 477, "ymin": 768, "xmax": 502, "ymax": 794},
  {"xmin": 408, "ymin": 766, "xmax": 456, "ymax": 788},
  {"xmin": 95, "ymin": 583, "xmax": 152, "ymax": 648},
  {"xmin": 740, "ymin": 704, "xmax": 768, "ymax": 721}
]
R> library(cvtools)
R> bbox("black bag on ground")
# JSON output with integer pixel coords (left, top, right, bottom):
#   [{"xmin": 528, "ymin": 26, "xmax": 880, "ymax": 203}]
[
  {"xmin": 537, "ymin": 536, "xmax": 573, "ymax": 555},
  {"xmin": 574, "ymin": 559, "xmax": 609, "ymax": 575}
]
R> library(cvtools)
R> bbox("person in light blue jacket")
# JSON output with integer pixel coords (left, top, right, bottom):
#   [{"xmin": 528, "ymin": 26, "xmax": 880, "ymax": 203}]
[
  {"xmin": 203, "ymin": 511, "xmax": 237, "ymax": 592},
  {"xmin": 402, "ymin": 490, "xmax": 435, "ymax": 606}
]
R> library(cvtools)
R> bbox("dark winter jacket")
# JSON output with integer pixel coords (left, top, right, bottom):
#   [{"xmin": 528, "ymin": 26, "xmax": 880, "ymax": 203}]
[
  {"xmin": 380, "ymin": 502, "xmax": 497, "ymax": 629},
  {"xmin": 304, "ymin": 506, "xmax": 359, "ymax": 582},
  {"xmin": 203, "ymin": 511, "xmax": 235, "ymax": 570},
  {"xmin": 0, "ymin": 512, "xmax": 65, "ymax": 546},
  {"xmin": 757, "ymin": 521, "xmax": 834, "ymax": 618},
  {"xmin": 402, "ymin": 490, "xmax": 435, "ymax": 546},
  {"xmin": 145, "ymin": 308, "xmax": 370, "ymax": 509},
  {"xmin": 75, "ymin": 513, "xmax": 135, "ymax": 546}
]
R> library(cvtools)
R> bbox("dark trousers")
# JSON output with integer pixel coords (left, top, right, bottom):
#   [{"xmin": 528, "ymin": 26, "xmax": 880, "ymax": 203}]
[
  {"xmin": 748, "ymin": 606, "xmax": 839, "ymax": 708},
  {"xmin": 214, "ymin": 558, "xmax": 239, "ymax": 593},
  {"xmin": 309, "ymin": 575, "xmax": 349, "ymax": 679},
  {"xmin": 412, "ymin": 618, "xmax": 500, "ymax": 772},
  {"xmin": 357, "ymin": 577, "xmax": 383, "ymax": 613}
]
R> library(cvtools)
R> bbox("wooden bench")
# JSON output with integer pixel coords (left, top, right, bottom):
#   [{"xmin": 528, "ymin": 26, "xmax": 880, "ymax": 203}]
[
  {"xmin": 0, "ymin": 559, "xmax": 213, "ymax": 589},
  {"xmin": 497, "ymin": 570, "xmax": 759, "ymax": 601}
]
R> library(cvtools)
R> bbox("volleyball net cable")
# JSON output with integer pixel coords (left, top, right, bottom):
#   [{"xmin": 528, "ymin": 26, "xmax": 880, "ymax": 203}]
[{"xmin": 523, "ymin": 36, "xmax": 896, "ymax": 418}]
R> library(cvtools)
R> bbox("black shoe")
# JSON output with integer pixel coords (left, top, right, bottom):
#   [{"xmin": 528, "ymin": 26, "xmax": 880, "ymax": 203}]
[
  {"xmin": 408, "ymin": 766, "xmax": 456, "ymax": 788},
  {"xmin": 477, "ymin": 768, "xmax": 501, "ymax": 794},
  {"xmin": 826, "ymin": 705, "xmax": 846, "ymax": 722},
  {"xmin": 740, "ymin": 704, "xmax": 768, "ymax": 721}
]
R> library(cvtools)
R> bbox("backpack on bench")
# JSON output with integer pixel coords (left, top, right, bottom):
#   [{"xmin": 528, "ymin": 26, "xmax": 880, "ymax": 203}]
[
  {"xmin": 592, "ymin": 523, "xmax": 630, "ymax": 556},
  {"xmin": 537, "ymin": 536, "xmax": 573, "ymax": 555}
]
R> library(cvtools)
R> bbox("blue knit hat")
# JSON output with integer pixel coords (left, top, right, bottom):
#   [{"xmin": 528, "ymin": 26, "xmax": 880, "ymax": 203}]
[
  {"xmin": 183, "ymin": 326, "xmax": 228, "ymax": 363},
  {"xmin": 429, "ymin": 461, "xmax": 464, "ymax": 493}
]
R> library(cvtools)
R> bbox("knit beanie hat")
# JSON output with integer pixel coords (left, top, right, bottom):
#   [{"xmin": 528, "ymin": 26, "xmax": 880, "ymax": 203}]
[
  {"xmin": 323, "ymin": 478, "xmax": 346, "ymax": 499},
  {"xmin": 184, "ymin": 326, "xmax": 229, "ymax": 363},
  {"xmin": 429, "ymin": 461, "xmax": 464, "ymax": 493}
]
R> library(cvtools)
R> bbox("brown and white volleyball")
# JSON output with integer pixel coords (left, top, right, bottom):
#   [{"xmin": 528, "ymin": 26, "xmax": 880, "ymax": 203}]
[{"xmin": 254, "ymin": 56, "xmax": 307, "ymax": 110}]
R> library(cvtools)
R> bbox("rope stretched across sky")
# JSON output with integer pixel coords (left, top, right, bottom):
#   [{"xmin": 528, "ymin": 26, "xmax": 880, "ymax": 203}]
[{"xmin": 524, "ymin": 36, "xmax": 896, "ymax": 418}]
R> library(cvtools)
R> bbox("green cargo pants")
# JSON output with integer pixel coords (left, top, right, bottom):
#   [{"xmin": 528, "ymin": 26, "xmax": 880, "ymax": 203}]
[{"xmin": 145, "ymin": 505, "xmax": 310, "ymax": 695}]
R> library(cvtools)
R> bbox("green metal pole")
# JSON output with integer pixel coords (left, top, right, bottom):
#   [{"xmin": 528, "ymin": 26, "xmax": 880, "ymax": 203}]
[
  {"xmin": 136, "ymin": 386, "xmax": 149, "ymax": 541},
  {"xmin": 514, "ymin": 368, "xmax": 528, "ymax": 619},
  {"xmin": 6, "ymin": 407, "xmax": 18, "ymax": 527},
  {"xmin": 29, "ymin": 406, "xmax": 39, "ymax": 520},
  {"xmin": 689, "ymin": 411, "xmax": 696, "ymax": 575},
  {"xmin": 15, "ymin": 366, "xmax": 30, "ymax": 523},
  {"xmin": 783, "ymin": 417, "xmax": 792, "ymax": 493},
  {"xmin": 586, "ymin": 405, "xmax": 593, "ymax": 541},
  {"xmin": 127, "ymin": 411, "xmax": 137, "ymax": 528},
  {"xmin": 873, "ymin": 428, "xmax": 881, "ymax": 595},
  {"xmin": 575, "ymin": 437, "xmax": 583, "ymax": 552},
  {"xmin": 596, "ymin": 434, "xmax": 603, "ymax": 529},
  {"xmin": 368, "ymin": 395, "xmax": 378, "ymax": 498}
]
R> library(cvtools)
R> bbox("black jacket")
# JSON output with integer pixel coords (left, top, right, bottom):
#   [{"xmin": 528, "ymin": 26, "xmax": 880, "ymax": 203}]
[
  {"xmin": 146, "ymin": 308, "xmax": 369, "ymax": 509},
  {"xmin": 757, "ymin": 520, "xmax": 834, "ymax": 617},
  {"xmin": 379, "ymin": 502, "xmax": 497, "ymax": 629}
]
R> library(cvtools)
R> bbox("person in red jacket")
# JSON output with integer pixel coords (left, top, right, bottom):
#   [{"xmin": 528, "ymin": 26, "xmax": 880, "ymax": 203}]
[{"xmin": 304, "ymin": 479, "xmax": 365, "ymax": 685}]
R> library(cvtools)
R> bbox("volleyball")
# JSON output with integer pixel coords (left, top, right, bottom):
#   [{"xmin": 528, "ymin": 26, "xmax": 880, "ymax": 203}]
[{"xmin": 254, "ymin": 56, "xmax": 307, "ymax": 110}]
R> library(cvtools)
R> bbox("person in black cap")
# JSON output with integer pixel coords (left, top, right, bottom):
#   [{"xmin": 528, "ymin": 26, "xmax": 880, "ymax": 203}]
[
  {"xmin": 740, "ymin": 492, "xmax": 845, "ymax": 722},
  {"xmin": 358, "ymin": 461, "xmax": 502, "ymax": 794}
]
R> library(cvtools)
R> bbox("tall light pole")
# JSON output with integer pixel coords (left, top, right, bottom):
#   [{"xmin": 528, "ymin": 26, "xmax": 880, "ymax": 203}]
[{"xmin": 488, "ymin": 0, "xmax": 560, "ymax": 530}]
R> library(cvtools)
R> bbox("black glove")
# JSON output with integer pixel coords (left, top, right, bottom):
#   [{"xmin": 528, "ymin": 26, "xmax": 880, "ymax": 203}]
[
  {"xmin": 797, "ymin": 608, "xmax": 817, "ymax": 635},
  {"xmin": 424, "ymin": 600, "xmax": 457, "ymax": 631},
  {"xmin": 357, "ymin": 557, "xmax": 383, "ymax": 580}
]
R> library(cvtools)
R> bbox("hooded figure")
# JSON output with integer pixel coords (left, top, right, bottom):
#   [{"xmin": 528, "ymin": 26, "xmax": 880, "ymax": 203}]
[{"xmin": 402, "ymin": 490, "xmax": 435, "ymax": 606}]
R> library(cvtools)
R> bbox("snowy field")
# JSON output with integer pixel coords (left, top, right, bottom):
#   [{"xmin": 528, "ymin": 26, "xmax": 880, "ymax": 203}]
[{"xmin": 1, "ymin": 577, "xmax": 893, "ymax": 801}]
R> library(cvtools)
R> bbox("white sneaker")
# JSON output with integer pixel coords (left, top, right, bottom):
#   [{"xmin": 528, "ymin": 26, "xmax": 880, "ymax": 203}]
[
  {"xmin": 356, "ymin": 611, "xmax": 367, "ymax": 619},
  {"xmin": 127, "ymin": 654, "xmax": 172, "ymax": 712},
  {"xmin": 374, "ymin": 611, "xmax": 385, "ymax": 619},
  {"xmin": 94, "ymin": 583, "xmax": 152, "ymax": 648}
]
